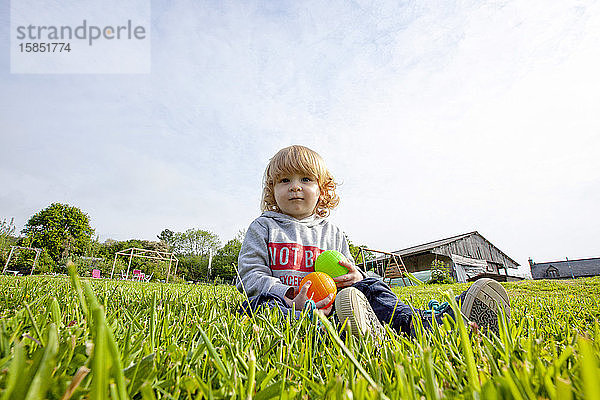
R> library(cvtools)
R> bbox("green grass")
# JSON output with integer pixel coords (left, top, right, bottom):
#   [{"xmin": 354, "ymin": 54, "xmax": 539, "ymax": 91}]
[{"xmin": 0, "ymin": 272, "xmax": 599, "ymax": 399}]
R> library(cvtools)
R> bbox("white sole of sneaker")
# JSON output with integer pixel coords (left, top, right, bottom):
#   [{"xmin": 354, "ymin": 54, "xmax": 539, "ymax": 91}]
[
  {"xmin": 335, "ymin": 287, "xmax": 383, "ymax": 338},
  {"xmin": 461, "ymin": 278, "xmax": 510, "ymax": 335}
]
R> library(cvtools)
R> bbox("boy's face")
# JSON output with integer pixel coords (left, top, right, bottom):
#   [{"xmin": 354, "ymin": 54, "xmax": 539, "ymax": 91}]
[{"xmin": 274, "ymin": 172, "xmax": 320, "ymax": 219}]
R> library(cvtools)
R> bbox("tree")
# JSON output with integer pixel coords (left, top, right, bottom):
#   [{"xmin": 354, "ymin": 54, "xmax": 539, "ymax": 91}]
[
  {"xmin": 21, "ymin": 203, "xmax": 94, "ymax": 265},
  {"xmin": 1, "ymin": 218, "xmax": 21, "ymax": 269},
  {"xmin": 212, "ymin": 229, "xmax": 245, "ymax": 281},
  {"xmin": 346, "ymin": 238, "xmax": 375, "ymax": 266},
  {"xmin": 157, "ymin": 229, "xmax": 176, "ymax": 251},
  {"xmin": 172, "ymin": 229, "xmax": 221, "ymax": 257},
  {"xmin": 1, "ymin": 217, "xmax": 17, "ymax": 263},
  {"xmin": 160, "ymin": 228, "xmax": 222, "ymax": 281},
  {"xmin": 178, "ymin": 255, "xmax": 207, "ymax": 282}
]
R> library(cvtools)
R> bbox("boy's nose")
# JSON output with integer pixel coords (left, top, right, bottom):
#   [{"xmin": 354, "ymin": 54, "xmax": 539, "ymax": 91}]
[{"xmin": 290, "ymin": 182, "xmax": 301, "ymax": 191}]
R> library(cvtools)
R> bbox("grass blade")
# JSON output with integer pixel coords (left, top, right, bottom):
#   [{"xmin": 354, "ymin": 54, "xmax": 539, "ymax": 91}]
[{"xmin": 24, "ymin": 323, "xmax": 59, "ymax": 400}]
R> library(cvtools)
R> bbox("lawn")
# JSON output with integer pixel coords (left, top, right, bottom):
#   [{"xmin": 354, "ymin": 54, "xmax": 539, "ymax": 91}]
[{"xmin": 0, "ymin": 271, "xmax": 599, "ymax": 399}]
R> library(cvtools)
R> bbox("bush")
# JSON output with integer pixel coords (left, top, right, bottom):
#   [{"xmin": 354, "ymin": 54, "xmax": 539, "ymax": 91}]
[{"xmin": 427, "ymin": 259, "xmax": 455, "ymax": 284}]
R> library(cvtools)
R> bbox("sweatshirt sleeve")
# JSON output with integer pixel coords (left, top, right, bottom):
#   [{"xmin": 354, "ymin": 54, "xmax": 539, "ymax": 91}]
[{"xmin": 236, "ymin": 219, "xmax": 292, "ymax": 299}]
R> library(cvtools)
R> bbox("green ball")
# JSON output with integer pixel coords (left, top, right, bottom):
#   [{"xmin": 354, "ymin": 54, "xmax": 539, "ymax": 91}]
[{"xmin": 315, "ymin": 250, "xmax": 349, "ymax": 278}]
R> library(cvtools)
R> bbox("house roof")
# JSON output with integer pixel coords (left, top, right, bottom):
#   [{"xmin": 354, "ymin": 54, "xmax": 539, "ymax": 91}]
[
  {"xmin": 382, "ymin": 231, "xmax": 520, "ymax": 267},
  {"xmin": 530, "ymin": 257, "xmax": 600, "ymax": 279},
  {"xmin": 391, "ymin": 231, "xmax": 475, "ymax": 257}
]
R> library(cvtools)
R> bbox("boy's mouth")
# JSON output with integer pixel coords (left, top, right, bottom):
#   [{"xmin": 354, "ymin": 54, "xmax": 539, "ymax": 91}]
[{"xmin": 289, "ymin": 197, "xmax": 303, "ymax": 201}]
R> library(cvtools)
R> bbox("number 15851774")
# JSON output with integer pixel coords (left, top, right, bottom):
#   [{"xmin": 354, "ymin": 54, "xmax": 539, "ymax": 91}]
[{"xmin": 19, "ymin": 43, "xmax": 71, "ymax": 52}]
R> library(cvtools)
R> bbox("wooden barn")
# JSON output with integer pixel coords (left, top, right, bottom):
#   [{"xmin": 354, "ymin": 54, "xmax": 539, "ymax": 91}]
[
  {"xmin": 529, "ymin": 257, "xmax": 600, "ymax": 280},
  {"xmin": 363, "ymin": 231, "xmax": 521, "ymax": 283}
]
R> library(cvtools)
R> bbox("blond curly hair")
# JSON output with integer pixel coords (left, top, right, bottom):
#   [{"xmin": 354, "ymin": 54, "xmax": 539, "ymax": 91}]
[{"xmin": 261, "ymin": 145, "xmax": 339, "ymax": 218}]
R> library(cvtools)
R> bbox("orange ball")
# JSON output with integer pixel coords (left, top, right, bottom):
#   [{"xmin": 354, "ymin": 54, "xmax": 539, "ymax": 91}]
[{"xmin": 300, "ymin": 272, "xmax": 337, "ymax": 309}]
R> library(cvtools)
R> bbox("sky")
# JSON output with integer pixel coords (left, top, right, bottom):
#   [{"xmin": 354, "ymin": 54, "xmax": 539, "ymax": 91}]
[{"xmin": 1, "ymin": 0, "xmax": 599, "ymax": 279}]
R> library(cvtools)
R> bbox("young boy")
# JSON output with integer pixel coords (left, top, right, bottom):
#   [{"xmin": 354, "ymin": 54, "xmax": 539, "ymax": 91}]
[{"xmin": 237, "ymin": 145, "xmax": 510, "ymax": 338}]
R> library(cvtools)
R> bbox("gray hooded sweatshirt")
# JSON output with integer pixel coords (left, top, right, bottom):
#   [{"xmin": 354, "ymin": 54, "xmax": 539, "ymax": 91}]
[{"xmin": 236, "ymin": 211, "xmax": 356, "ymax": 299}]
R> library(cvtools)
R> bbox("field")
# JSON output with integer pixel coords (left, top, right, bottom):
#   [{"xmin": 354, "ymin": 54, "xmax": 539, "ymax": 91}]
[{"xmin": 0, "ymin": 271, "xmax": 599, "ymax": 399}]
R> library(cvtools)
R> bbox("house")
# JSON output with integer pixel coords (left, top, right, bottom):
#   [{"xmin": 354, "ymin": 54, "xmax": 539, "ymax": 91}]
[
  {"xmin": 363, "ymin": 231, "xmax": 521, "ymax": 283},
  {"xmin": 529, "ymin": 257, "xmax": 600, "ymax": 280}
]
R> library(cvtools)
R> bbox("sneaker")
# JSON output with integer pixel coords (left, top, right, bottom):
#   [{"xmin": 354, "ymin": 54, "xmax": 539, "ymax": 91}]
[
  {"xmin": 335, "ymin": 287, "xmax": 385, "ymax": 341},
  {"xmin": 460, "ymin": 278, "xmax": 510, "ymax": 336}
]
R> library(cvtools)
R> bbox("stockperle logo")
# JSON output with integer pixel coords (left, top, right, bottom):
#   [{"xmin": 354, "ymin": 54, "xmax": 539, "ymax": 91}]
[
  {"xmin": 11, "ymin": 0, "xmax": 151, "ymax": 74},
  {"xmin": 16, "ymin": 19, "xmax": 147, "ymax": 46}
]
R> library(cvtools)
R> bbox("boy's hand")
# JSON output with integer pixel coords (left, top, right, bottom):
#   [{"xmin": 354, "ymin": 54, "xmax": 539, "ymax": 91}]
[
  {"xmin": 284, "ymin": 281, "xmax": 312, "ymax": 310},
  {"xmin": 316, "ymin": 294, "xmax": 334, "ymax": 316},
  {"xmin": 284, "ymin": 282, "xmax": 334, "ymax": 316},
  {"xmin": 333, "ymin": 260, "xmax": 363, "ymax": 288}
]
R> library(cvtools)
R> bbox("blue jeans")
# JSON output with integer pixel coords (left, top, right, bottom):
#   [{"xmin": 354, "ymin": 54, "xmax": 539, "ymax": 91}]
[
  {"xmin": 239, "ymin": 278, "xmax": 458, "ymax": 335},
  {"xmin": 351, "ymin": 278, "xmax": 416, "ymax": 334},
  {"xmin": 353, "ymin": 278, "xmax": 461, "ymax": 334}
]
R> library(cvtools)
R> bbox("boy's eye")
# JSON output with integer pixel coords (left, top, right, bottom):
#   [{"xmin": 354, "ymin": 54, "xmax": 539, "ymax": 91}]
[
  {"xmin": 302, "ymin": 177, "xmax": 313, "ymax": 182},
  {"xmin": 279, "ymin": 178, "xmax": 290, "ymax": 183}
]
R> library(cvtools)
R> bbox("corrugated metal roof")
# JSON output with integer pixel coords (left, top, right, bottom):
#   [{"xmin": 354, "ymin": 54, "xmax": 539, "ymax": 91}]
[
  {"xmin": 391, "ymin": 232, "xmax": 476, "ymax": 257},
  {"xmin": 368, "ymin": 231, "xmax": 519, "ymax": 267}
]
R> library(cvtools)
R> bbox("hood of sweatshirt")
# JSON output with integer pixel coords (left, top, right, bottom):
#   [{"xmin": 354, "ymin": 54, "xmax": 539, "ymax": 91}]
[{"xmin": 261, "ymin": 211, "xmax": 327, "ymax": 228}]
